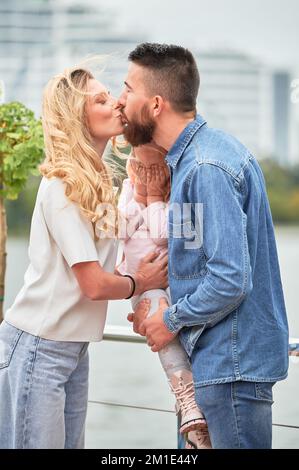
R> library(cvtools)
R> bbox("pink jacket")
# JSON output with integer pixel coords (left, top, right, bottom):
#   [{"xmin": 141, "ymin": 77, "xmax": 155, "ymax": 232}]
[{"xmin": 118, "ymin": 178, "xmax": 168, "ymax": 275}]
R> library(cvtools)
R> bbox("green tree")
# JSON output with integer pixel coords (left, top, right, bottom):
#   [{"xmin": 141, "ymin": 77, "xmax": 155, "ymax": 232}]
[
  {"xmin": 261, "ymin": 159, "xmax": 299, "ymax": 224},
  {"xmin": 0, "ymin": 101, "xmax": 44, "ymax": 321}
]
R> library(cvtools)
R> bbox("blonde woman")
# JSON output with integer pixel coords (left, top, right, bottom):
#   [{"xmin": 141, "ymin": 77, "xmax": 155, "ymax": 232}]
[{"xmin": 0, "ymin": 67, "xmax": 167, "ymax": 449}]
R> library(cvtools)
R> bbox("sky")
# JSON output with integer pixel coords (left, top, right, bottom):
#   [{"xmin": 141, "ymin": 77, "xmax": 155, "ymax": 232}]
[{"xmin": 102, "ymin": 0, "xmax": 299, "ymax": 72}]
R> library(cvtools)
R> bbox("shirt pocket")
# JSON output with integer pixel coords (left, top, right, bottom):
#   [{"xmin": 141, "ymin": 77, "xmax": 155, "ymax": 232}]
[
  {"xmin": 168, "ymin": 221, "xmax": 207, "ymax": 280},
  {"xmin": 0, "ymin": 322, "xmax": 23, "ymax": 369}
]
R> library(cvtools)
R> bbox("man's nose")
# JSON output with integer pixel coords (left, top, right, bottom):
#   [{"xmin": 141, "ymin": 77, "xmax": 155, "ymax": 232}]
[{"xmin": 117, "ymin": 91, "xmax": 127, "ymax": 108}]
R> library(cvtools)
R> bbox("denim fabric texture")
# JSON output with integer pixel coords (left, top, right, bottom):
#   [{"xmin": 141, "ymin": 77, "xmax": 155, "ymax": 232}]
[
  {"xmin": 0, "ymin": 321, "xmax": 89, "ymax": 449},
  {"xmin": 163, "ymin": 115, "xmax": 289, "ymax": 386}
]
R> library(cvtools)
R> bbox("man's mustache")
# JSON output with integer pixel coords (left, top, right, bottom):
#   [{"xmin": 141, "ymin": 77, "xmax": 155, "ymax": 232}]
[
  {"xmin": 118, "ymin": 107, "xmax": 129, "ymax": 126},
  {"xmin": 115, "ymin": 103, "xmax": 125, "ymax": 115}
]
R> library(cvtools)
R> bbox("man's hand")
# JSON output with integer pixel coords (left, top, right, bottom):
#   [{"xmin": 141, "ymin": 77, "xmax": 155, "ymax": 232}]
[
  {"xmin": 141, "ymin": 298, "xmax": 177, "ymax": 352},
  {"xmin": 127, "ymin": 298, "xmax": 151, "ymax": 334}
]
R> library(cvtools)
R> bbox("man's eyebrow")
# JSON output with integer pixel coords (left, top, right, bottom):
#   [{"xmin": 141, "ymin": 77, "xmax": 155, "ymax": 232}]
[{"xmin": 124, "ymin": 81, "xmax": 133, "ymax": 90}]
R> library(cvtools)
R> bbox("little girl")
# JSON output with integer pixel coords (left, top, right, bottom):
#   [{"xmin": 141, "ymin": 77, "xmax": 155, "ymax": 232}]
[{"xmin": 118, "ymin": 144, "xmax": 210, "ymax": 442}]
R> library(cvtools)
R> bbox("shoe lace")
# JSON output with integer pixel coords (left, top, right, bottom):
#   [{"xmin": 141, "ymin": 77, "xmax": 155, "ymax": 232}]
[{"xmin": 171, "ymin": 378, "xmax": 198, "ymax": 414}]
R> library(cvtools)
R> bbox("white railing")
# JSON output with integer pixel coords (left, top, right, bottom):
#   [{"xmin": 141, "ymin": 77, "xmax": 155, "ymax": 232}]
[{"xmin": 88, "ymin": 326, "xmax": 299, "ymax": 435}]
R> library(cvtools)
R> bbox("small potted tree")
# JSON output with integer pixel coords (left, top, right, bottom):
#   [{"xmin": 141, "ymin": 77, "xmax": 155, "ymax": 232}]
[{"xmin": 0, "ymin": 95, "xmax": 44, "ymax": 322}]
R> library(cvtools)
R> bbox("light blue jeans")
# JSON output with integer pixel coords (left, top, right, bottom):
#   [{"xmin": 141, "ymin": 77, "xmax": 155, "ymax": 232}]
[
  {"xmin": 0, "ymin": 321, "xmax": 89, "ymax": 449},
  {"xmin": 194, "ymin": 381, "xmax": 275, "ymax": 449}
]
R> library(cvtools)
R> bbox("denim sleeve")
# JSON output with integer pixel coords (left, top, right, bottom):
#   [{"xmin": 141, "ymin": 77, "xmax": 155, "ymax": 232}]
[{"xmin": 164, "ymin": 163, "xmax": 253, "ymax": 333}]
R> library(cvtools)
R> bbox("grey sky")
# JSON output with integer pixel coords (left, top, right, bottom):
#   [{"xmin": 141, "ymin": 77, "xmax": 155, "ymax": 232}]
[{"xmin": 105, "ymin": 0, "xmax": 299, "ymax": 71}]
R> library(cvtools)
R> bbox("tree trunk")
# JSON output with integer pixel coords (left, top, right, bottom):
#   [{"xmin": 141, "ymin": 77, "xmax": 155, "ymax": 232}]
[{"xmin": 0, "ymin": 193, "xmax": 7, "ymax": 323}]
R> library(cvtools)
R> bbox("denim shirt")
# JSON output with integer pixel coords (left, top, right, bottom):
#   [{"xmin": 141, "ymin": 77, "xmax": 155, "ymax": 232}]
[{"xmin": 163, "ymin": 114, "xmax": 289, "ymax": 386}]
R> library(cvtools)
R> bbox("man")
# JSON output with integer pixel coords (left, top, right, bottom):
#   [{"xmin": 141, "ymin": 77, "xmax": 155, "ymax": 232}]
[{"xmin": 118, "ymin": 43, "xmax": 289, "ymax": 449}]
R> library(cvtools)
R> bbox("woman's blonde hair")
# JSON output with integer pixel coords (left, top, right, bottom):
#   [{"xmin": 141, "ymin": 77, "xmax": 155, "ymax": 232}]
[{"xmin": 40, "ymin": 66, "xmax": 118, "ymax": 237}]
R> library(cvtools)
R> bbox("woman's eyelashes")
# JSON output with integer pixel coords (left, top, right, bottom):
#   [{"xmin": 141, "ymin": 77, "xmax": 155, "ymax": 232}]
[
  {"xmin": 95, "ymin": 91, "xmax": 110, "ymax": 105},
  {"xmin": 96, "ymin": 96, "xmax": 107, "ymax": 105}
]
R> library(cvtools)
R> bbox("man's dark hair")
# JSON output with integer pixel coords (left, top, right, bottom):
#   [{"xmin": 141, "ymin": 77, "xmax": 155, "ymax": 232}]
[{"xmin": 128, "ymin": 43, "xmax": 200, "ymax": 114}]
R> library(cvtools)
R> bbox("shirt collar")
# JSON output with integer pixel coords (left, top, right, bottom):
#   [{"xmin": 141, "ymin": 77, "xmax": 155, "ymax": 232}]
[{"xmin": 165, "ymin": 114, "xmax": 207, "ymax": 169}]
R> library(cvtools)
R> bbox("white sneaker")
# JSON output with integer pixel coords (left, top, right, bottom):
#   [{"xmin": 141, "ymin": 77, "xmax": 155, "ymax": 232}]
[
  {"xmin": 169, "ymin": 369, "xmax": 206, "ymax": 434},
  {"xmin": 185, "ymin": 428, "xmax": 212, "ymax": 449}
]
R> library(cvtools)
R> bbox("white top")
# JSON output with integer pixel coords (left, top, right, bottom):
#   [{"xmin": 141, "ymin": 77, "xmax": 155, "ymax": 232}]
[{"xmin": 5, "ymin": 177, "xmax": 118, "ymax": 342}]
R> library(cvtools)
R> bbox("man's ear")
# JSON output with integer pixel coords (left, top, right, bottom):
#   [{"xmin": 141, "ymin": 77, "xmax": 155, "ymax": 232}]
[{"xmin": 151, "ymin": 95, "xmax": 164, "ymax": 117}]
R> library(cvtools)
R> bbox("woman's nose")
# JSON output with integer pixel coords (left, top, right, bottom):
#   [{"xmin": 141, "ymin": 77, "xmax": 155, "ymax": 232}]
[
  {"xmin": 110, "ymin": 96, "xmax": 120, "ymax": 109},
  {"xmin": 109, "ymin": 97, "xmax": 117, "ymax": 109},
  {"xmin": 110, "ymin": 97, "xmax": 122, "ymax": 117},
  {"xmin": 109, "ymin": 95, "xmax": 116, "ymax": 106}
]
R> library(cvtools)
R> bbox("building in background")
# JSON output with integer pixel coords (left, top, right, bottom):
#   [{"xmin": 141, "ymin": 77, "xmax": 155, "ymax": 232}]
[
  {"xmin": 0, "ymin": 0, "xmax": 298, "ymax": 164},
  {"xmin": 290, "ymin": 73, "xmax": 299, "ymax": 166},
  {"xmin": 0, "ymin": 0, "xmax": 141, "ymax": 112},
  {"xmin": 195, "ymin": 49, "xmax": 275, "ymax": 159},
  {"xmin": 273, "ymin": 72, "xmax": 290, "ymax": 165}
]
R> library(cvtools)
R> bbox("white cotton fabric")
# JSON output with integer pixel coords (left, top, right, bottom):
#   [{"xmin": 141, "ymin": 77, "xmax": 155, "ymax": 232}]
[{"xmin": 5, "ymin": 177, "xmax": 118, "ymax": 342}]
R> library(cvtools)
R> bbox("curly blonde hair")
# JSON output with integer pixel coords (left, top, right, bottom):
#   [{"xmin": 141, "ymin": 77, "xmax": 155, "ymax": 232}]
[{"xmin": 40, "ymin": 66, "xmax": 118, "ymax": 237}]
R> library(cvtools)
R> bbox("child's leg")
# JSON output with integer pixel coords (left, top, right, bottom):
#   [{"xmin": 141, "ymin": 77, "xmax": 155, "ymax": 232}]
[
  {"xmin": 132, "ymin": 289, "xmax": 207, "ymax": 434},
  {"xmin": 132, "ymin": 289, "xmax": 191, "ymax": 375}
]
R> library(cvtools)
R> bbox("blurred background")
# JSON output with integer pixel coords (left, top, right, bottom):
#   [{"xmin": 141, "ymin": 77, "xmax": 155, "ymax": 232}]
[{"xmin": 1, "ymin": 0, "xmax": 299, "ymax": 448}]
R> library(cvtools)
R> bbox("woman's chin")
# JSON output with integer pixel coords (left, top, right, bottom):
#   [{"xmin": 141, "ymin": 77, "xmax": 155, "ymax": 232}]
[{"xmin": 115, "ymin": 125, "xmax": 126, "ymax": 136}]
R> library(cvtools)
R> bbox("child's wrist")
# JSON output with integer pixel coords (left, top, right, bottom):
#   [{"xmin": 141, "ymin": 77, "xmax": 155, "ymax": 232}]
[
  {"xmin": 147, "ymin": 195, "xmax": 164, "ymax": 205},
  {"xmin": 134, "ymin": 192, "xmax": 147, "ymax": 205}
]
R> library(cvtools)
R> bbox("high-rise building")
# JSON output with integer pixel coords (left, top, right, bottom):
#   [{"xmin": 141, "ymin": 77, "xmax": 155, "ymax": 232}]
[
  {"xmin": 0, "ymin": 0, "xmax": 141, "ymax": 113},
  {"xmin": 0, "ymin": 1, "xmax": 297, "ymax": 164},
  {"xmin": 290, "ymin": 73, "xmax": 299, "ymax": 166},
  {"xmin": 195, "ymin": 49, "xmax": 275, "ymax": 159},
  {"xmin": 273, "ymin": 72, "xmax": 290, "ymax": 165}
]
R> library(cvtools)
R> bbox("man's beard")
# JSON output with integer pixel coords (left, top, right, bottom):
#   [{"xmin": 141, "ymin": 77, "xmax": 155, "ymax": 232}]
[{"xmin": 122, "ymin": 104, "xmax": 156, "ymax": 146}]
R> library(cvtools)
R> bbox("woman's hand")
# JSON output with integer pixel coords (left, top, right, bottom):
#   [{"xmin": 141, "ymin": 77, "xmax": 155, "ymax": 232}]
[{"xmin": 134, "ymin": 251, "xmax": 168, "ymax": 294}]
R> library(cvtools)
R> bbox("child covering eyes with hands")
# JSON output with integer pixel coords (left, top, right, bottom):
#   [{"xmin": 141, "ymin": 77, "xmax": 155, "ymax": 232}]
[{"xmin": 117, "ymin": 144, "xmax": 210, "ymax": 445}]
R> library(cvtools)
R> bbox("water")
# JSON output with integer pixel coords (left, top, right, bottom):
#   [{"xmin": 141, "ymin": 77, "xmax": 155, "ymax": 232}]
[{"xmin": 4, "ymin": 226, "xmax": 299, "ymax": 448}]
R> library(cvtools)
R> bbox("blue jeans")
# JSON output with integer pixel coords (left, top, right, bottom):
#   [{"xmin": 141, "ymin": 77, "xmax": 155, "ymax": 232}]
[
  {"xmin": 194, "ymin": 381, "xmax": 274, "ymax": 449},
  {"xmin": 0, "ymin": 321, "xmax": 89, "ymax": 449}
]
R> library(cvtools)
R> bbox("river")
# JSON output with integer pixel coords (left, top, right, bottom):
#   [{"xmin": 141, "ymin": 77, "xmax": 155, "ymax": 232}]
[{"xmin": 4, "ymin": 226, "xmax": 299, "ymax": 448}]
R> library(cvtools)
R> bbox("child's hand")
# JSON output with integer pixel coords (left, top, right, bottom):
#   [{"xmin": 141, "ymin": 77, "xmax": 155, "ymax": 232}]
[
  {"xmin": 130, "ymin": 159, "xmax": 147, "ymax": 185},
  {"xmin": 129, "ymin": 159, "xmax": 148, "ymax": 205},
  {"xmin": 133, "ymin": 187, "xmax": 147, "ymax": 206},
  {"xmin": 146, "ymin": 164, "xmax": 170, "ymax": 200}
]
